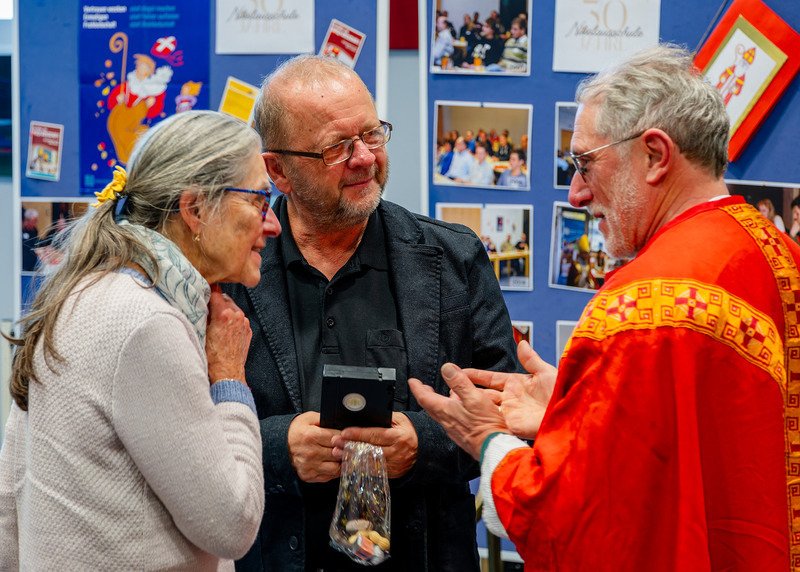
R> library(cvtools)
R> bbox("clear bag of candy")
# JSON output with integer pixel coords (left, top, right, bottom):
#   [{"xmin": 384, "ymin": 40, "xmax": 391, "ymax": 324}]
[{"xmin": 329, "ymin": 441, "xmax": 391, "ymax": 566}]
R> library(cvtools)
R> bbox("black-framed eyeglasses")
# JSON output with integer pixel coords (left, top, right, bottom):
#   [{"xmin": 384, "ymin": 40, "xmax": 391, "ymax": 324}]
[
  {"xmin": 268, "ymin": 121, "xmax": 392, "ymax": 167},
  {"xmin": 225, "ymin": 187, "xmax": 272, "ymax": 221},
  {"xmin": 568, "ymin": 131, "xmax": 645, "ymax": 179}
]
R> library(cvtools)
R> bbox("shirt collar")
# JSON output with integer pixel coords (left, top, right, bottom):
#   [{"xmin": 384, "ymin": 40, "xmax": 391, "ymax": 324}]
[{"xmin": 279, "ymin": 199, "xmax": 388, "ymax": 271}]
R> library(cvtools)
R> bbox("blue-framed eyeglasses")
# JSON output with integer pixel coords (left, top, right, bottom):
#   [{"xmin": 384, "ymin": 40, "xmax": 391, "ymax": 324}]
[
  {"xmin": 568, "ymin": 131, "xmax": 645, "ymax": 179},
  {"xmin": 268, "ymin": 121, "xmax": 392, "ymax": 167},
  {"xmin": 225, "ymin": 187, "xmax": 272, "ymax": 221}
]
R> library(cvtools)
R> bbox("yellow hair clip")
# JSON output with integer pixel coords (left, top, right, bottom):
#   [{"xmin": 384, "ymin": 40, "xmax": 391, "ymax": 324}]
[{"xmin": 92, "ymin": 165, "xmax": 128, "ymax": 208}]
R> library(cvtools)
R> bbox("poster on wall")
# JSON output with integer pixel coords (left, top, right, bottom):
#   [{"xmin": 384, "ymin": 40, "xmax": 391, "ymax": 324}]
[
  {"xmin": 20, "ymin": 200, "xmax": 91, "ymax": 274},
  {"xmin": 433, "ymin": 100, "xmax": 532, "ymax": 190},
  {"xmin": 436, "ymin": 202, "xmax": 533, "ymax": 291},
  {"xmin": 512, "ymin": 320, "xmax": 533, "ymax": 345},
  {"xmin": 429, "ymin": 0, "xmax": 531, "ymax": 76},
  {"xmin": 694, "ymin": 0, "xmax": 800, "ymax": 161},
  {"xmin": 319, "ymin": 19, "xmax": 367, "ymax": 69},
  {"xmin": 216, "ymin": 0, "xmax": 314, "ymax": 55},
  {"xmin": 218, "ymin": 76, "xmax": 260, "ymax": 125},
  {"xmin": 726, "ymin": 180, "xmax": 800, "ymax": 236},
  {"xmin": 26, "ymin": 121, "xmax": 64, "ymax": 182},
  {"xmin": 79, "ymin": 1, "xmax": 210, "ymax": 194},
  {"xmin": 552, "ymin": 0, "xmax": 661, "ymax": 73},
  {"xmin": 549, "ymin": 201, "xmax": 631, "ymax": 292}
]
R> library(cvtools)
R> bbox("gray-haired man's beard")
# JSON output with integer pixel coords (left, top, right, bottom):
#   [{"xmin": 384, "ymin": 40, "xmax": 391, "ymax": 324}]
[{"xmin": 287, "ymin": 160, "xmax": 389, "ymax": 232}]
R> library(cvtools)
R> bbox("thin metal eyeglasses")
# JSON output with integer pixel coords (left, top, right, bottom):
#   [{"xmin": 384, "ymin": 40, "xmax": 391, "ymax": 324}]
[
  {"xmin": 268, "ymin": 121, "xmax": 392, "ymax": 166},
  {"xmin": 568, "ymin": 131, "xmax": 645, "ymax": 179},
  {"xmin": 225, "ymin": 187, "xmax": 272, "ymax": 221}
]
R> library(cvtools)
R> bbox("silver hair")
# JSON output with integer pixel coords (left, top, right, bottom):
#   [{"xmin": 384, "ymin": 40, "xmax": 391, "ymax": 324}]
[
  {"xmin": 8, "ymin": 110, "xmax": 260, "ymax": 410},
  {"xmin": 254, "ymin": 55, "xmax": 375, "ymax": 150},
  {"xmin": 576, "ymin": 44, "xmax": 729, "ymax": 178}
]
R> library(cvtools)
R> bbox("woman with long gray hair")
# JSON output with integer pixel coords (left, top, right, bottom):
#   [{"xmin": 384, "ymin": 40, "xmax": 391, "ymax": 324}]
[{"xmin": 0, "ymin": 110, "xmax": 281, "ymax": 570}]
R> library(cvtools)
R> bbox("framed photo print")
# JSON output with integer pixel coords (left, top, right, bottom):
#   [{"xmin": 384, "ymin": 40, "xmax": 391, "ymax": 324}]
[
  {"xmin": 430, "ymin": 0, "xmax": 531, "ymax": 76},
  {"xmin": 548, "ymin": 201, "xmax": 631, "ymax": 293},
  {"xmin": 554, "ymin": 102, "xmax": 577, "ymax": 189},
  {"xmin": 436, "ymin": 202, "xmax": 533, "ymax": 291},
  {"xmin": 433, "ymin": 100, "xmax": 532, "ymax": 191}
]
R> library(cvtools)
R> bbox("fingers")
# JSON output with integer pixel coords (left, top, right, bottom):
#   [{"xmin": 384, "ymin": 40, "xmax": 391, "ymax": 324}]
[
  {"xmin": 517, "ymin": 340, "xmax": 551, "ymax": 375},
  {"xmin": 440, "ymin": 363, "xmax": 479, "ymax": 401}
]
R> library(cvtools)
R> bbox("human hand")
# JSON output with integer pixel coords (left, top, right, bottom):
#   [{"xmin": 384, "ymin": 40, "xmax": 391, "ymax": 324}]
[
  {"xmin": 408, "ymin": 363, "xmax": 508, "ymax": 460},
  {"xmin": 205, "ymin": 285, "xmax": 251, "ymax": 384},
  {"xmin": 791, "ymin": 220, "xmax": 800, "ymax": 239},
  {"xmin": 287, "ymin": 411, "xmax": 341, "ymax": 483},
  {"xmin": 332, "ymin": 413, "xmax": 418, "ymax": 478},
  {"xmin": 464, "ymin": 341, "xmax": 557, "ymax": 439}
]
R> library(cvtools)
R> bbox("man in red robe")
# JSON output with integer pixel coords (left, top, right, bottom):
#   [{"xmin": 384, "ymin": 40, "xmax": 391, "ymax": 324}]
[{"xmin": 410, "ymin": 44, "xmax": 800, "ymax": 570}]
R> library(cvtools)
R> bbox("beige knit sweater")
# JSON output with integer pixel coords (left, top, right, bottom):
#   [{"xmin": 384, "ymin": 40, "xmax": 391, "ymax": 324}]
[{"xmin": 0, "ymin": 272, "xmax": 264, "ymax": 570}]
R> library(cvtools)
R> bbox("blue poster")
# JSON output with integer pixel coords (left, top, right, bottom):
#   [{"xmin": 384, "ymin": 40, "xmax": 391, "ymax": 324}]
[{"xmin": 79, "ymin": 2, "xmax": 209, "ymax": 194}]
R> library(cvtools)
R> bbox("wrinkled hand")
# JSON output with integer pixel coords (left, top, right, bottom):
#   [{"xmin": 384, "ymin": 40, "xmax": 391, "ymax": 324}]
[
  {"xmin": 205, "ymin": 285, "xmax": 251, "ymax": 384},
  {"xmin": 409, "ymin": 364, "xmax": 509, "ymax": 460},
  {"xmin": 331, "ymin": 413, "xmax": 418, "ymax": 479},
  {"xmin": 464, "ymin": 341, "xmax": 557, "ymax": 439},
  {"xmin": 288, "ymin": 411, "xmax": 341, "ymax": 483}
]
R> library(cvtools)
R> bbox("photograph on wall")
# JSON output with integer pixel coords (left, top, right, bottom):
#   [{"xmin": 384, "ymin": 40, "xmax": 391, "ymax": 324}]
[
  {"xmin": 555, "ymin": 320, "xmax": 578, "ymax": 361},
  {"xmin": 215, "ymin": 0, "xmax": 314, "ymax": 55},
  {"xmin": 25, "ymin": 121, "xmax": 64, "ymax": 182},
  {"xmin": 554, "ymin": 102, "xmax": 577, "ymax": 189},
  {"xmin": 727, "ymin": 180, "xmax": 800, "ymax": 239},
  {"xmin": 79, "ymin": 1, "xmax": 210, "ymax": 195},
  {"xmin": 21, "ymin": 200, "xmax": 92, "ymax": 275},
  {"xmin": 433, "ymin": 101, "xmax": 532, "ymax": 190},
  {"xmin": 319, "ymin": 19, "xmax": 367, "ymax": 69},
  {"xmin": 552, "ymin": 0, "xmax": 661, "ymax": 73},
  {"xmin": 694, "ymin": 0, "xmax": 800, "ymax": 161},
  {"xmin": 429, "ymin": 0, "xmax": 530, "ymax": 76},
  {"xmin": 512, "ymin": 320, "xmax": 533, "ymax": 345},
  {"xmin": 436, "ymin": 202, "xmax": 533, "ymax": 291},
  {"xmin": 549, "ymin": 201, "xmax": 631, "ymax": 292}
]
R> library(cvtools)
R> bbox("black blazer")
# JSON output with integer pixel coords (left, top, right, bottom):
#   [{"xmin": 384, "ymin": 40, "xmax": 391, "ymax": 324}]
[{"xmin": 224, "ymin": 197, "xmax": 520, "ymax": 571}]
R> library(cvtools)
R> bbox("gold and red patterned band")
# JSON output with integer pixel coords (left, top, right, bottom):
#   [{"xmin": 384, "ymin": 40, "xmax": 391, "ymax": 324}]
[{"xmin": 723, "ymin": 203, "xmax": 800, "ymax": 570}]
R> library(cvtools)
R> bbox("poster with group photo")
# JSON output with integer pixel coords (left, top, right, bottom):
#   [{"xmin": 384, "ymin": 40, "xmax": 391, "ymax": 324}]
[
  {"xmin": 79, "ymin": 1, "xmax": 210, "ymax": 194},
  {"xmin": 554, "ymin": 102, "xmax": 577, "ymax": 189},
  {"xmin": 549, "ymin": 201, "xmax": 632, "ymax": 293},
  {"xmin": 726, "ymin": 180, "xmax": 800, "ymax": 237},
  {"xmin": 436, "ymin": 202, "xmax": 533, "ymax": 291},
  {"xmin": 430, "ymin": 0, "xmax": 531, "ymax": 76},
  {"xmin": 433, "ymin": 101, "xmax": 532, "ymax": 191}
]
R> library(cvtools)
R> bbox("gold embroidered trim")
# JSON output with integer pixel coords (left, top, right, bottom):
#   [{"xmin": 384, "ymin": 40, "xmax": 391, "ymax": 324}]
[
  {"xmin": 569, "ymin": 277, "xmax": 784, "ymax": 385},
  {"xmin": 722, "ymin": 203, "xmax": 800, "ymax": 569}
]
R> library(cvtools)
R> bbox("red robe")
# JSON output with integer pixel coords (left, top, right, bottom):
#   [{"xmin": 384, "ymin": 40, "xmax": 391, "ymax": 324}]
[{"xmin": 485, "ymin": 197, "xmax": 800, "ymax": 570}]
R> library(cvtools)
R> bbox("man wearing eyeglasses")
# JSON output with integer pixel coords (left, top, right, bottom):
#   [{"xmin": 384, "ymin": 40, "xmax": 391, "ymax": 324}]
[
  {"xmin": 223, "ymin": 55, "xmax": 519, "ymax": 572},
  {"xmin": 409, "ymin": 44, "xmax": 800, "ymax": 569}
]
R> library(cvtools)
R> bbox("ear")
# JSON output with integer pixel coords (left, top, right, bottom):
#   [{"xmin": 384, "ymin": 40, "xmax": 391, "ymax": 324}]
[
  {"xmin": 263, "ymin": 152, "xmax": 292, "ymax": 195},
  {"xmin": 642, "ymin": 128, "xmax": 673, "ymax": 185},
  {"xmin": 178, "ymin": 189, "xmax": 206, "ymax": 235}
]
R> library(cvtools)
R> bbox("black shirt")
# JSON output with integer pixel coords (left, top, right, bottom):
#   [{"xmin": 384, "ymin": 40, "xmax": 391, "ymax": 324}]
[
  {"xmin": 281, "ymin": 207, "xmax": 411, "ymax": 570},
  {"xmin": 282, "ymin": 207, "xmax": 406, "ymax": 412}
]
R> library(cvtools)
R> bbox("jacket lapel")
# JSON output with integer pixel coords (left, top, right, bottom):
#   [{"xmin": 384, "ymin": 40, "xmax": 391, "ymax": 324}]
[
  {"xmin": 382, "ymin": 204, "xmax": 443, "ymax": 386},
  {"xmin": 246, "ymin": 219, "xmax": 303, "ymax": 412}
]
